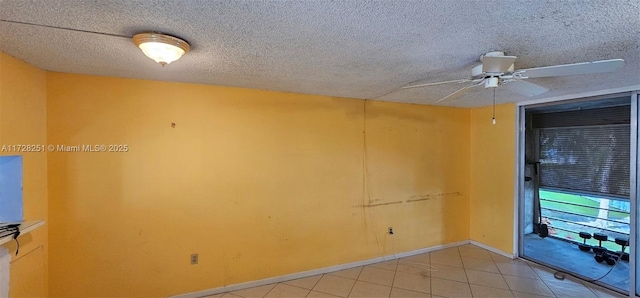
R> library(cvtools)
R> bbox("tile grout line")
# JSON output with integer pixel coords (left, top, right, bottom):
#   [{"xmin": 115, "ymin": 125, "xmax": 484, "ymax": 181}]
[
  {"xmin": 496, "ymin": 266, "xmax": 518, "ymax": 297},
  {"xmin": 527, "ymin": 263, "xmax": 559, "ymax": 297},
  {"xmin": 431, "ymin": 249, "xmax": 443, "ymax": 297},
  {"xmin": 260, "ymin": 283, "xmax": 277, "ymax": 298},
  {"xmin": 307, "ymin": 273, "xmax": 338, "ymax": 297},
  {"xmin": 517, "ymin": 260, "xmax": 557, "ymax": 297},
  {"xmin": 492, "ymin": 256, "xmax": 518, "ymax": 297},
  {"xmin": 389, "ymin": 258, "xmax": 398, "ymax": 298},
  {"xmin": 460, "ymin": 251, "xmax": 474, "ymax": 297},
  {"xmin": 489, "ymin": 255, "xmax": 520, "ymax": 297},
  {"xmin": 277, "ymin": 276, "xmax": 320, "ymax": 297},
  {"xmin": 458, "ymin": 246, "xmax": 490, "ymax": 295},
  {"xmin": 579, "ymin": 279, "xmax": 609, "ymax": 298},
  {"xmin": 302, "ymin": 279, "xmax": 312, "ymax": 298},
  {"xmin": 305, "ymin": 274, "xmax": 324, "ymax": 297},
  {"xmin": 344, "ymin": 267, "xmax": 363, "ymax": 298},
  {"xmin": 427, "ymin": 253, "xmax": 432, "ymax": 298},
  {"xmin": 347, "ymin": 272, "xmax": 364, "ymax": 297}
]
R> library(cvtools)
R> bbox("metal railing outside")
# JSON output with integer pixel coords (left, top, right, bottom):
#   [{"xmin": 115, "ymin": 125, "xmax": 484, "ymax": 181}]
[{"xmin": 539, "ymin": 189, "xmax": 630, "ymax": 251}]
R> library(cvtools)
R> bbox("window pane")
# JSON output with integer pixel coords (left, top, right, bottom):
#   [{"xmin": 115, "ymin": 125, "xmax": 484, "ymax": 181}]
[
  {"xmin": 539, "ymin": 125, "xmax": 630, "ymax": 197},
  {"xmin": 0, "ymin": 155, "xmax": 23, "ymax": 222}
]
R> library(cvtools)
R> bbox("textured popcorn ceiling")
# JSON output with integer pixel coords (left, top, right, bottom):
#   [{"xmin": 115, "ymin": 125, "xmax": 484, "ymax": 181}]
[{"xmin": 0, "ymin": 0, "xmax": 638, "ymax": 107}]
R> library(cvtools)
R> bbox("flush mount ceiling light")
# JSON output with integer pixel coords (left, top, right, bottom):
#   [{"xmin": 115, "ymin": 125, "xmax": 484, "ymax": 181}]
[{"xmin": 132, "ymin": 32, "xmax": 190, "ymax": 66}]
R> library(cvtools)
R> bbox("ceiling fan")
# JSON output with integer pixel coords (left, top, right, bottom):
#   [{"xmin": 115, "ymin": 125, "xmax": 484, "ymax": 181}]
[{"xmin": 402, "ymin": 51, "xmax": 625, "ymax": 103}]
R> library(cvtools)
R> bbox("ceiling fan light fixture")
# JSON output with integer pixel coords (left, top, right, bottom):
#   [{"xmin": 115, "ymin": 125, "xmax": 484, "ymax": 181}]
[
  {"xmin": 485, "ymin": 77, "xmax": 500, "ymax": 88},
  {"xmin": 133, "ymin": 32, "xmax": 190, "ymax": 66}
]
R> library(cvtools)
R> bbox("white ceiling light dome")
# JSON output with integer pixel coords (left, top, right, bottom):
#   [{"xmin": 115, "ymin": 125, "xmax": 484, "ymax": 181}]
[{"xmin": 132, "ymin": 32, "xmax": 190, "ymax": 66}]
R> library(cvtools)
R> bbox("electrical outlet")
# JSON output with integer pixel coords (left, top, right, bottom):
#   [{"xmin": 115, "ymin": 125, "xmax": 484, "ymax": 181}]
[
  {"xmin": 388, "ymin": 227, "xmax": 394, "ymax": 235},
  {"xmin": 191, "ymin": 253, "xmax": 198, "ymax": 265}
]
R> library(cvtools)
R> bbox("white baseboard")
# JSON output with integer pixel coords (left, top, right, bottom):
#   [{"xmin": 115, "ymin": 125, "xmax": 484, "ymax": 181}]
[
  {"xmin": 469, "ymin": 240, "xmax": 515, "ymax": 259},
  {"xmin": 389, "ymin": 240, "xmax": 470, "ymax": 260},
  {"xmin": 170, "ymin": 240, "xmax": 470, "ymax": 298}
]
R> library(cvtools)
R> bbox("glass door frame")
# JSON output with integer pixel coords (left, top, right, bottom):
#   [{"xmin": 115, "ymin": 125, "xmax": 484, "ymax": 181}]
[
  {"xmin": 631, "ymin": 91, "xmax": 638, "ymax": 297},
  {"xmin": 515, "ymin": 91, "xmax": 638, "ymax": 296}
]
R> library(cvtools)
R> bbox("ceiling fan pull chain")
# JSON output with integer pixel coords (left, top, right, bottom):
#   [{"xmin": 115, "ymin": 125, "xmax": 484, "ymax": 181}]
[{"xmin": 492, "ymin": 88, "xmax": 496, "ymax": 125}]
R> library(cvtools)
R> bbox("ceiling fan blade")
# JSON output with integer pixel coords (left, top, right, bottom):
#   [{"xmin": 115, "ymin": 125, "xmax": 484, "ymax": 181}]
[
  {"xmin": 435, "ymin": 81, "xmax": 483, "ymax": 103},
  {"xmin": 504, "ymin": 80, "xmax": 549, "ymax": 97},
  {"xmin": 482, "ymin": 56, "xmax": 517, "ymax": 73},
  {"xmin": 402, "ymin": 79, "xmax": 472, "ymax": 89},
  {"xmin": 516, "ymin": 59, "xmax": 624, "ymax": 78}
]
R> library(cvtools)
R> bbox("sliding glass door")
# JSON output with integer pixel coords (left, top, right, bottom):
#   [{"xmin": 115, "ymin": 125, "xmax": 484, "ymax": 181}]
[{"xmin": 519, "ymin": 94, "xmax": 634, "ymax": 294}]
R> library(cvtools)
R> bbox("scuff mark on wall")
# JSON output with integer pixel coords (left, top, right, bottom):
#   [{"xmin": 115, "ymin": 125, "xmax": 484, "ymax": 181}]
[
  {"xmin": 353, "ymin": 201, "xmax": 403, "ymax": 208},
  {"xmin": 353, "ymin": 192, "xmax": 463, "ymax": 208},
  {"xmin": 406, "ymin": 192, "xmax": 462, "ymax": 203},
  {"xmin": 367, "ymin": 201, "xmax": 403, "ymax": 208}
]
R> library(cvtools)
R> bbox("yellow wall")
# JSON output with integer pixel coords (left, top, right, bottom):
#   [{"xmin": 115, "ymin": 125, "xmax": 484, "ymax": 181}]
[
  {"xmin": 46, "ymin": 73, "xmax": 471, "ymax": 297},
  {"xmin": 0, "ymin": 51, "xmax": 521, "ymax": 296},
  {"xmin": 364, "ymin": 101, "xmax": 470, "ymax": 252},
  {"xmin": 0, "ymin": 52, "xmax": 48, "ymax": 296},
  {"xmin": 0, "ymin": 52, "xmax": 520, "ymax": 297},
  {"xmin": 469, "ymin": 103, "xmax": 516, "ymax": 253}
]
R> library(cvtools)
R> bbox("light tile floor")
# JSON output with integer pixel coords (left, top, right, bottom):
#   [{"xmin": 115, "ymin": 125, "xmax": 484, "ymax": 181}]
[{"xmin": 205, "ymin": 244, "xmax": 625, "ymax": 298}]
